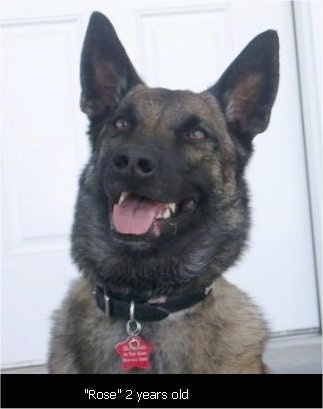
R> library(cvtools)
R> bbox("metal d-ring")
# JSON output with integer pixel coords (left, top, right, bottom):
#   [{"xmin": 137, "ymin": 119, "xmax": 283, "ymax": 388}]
[
  {"xmin": 126, "ymin": 319, "xmax": 142, "ymax": 336},
  {"xmin": 130, "ymin": 300, "xmax": 135, "ymax": 321},
  {"xmin": 126, "ymin": 301, "xmax": 142, "ymax": 336}
]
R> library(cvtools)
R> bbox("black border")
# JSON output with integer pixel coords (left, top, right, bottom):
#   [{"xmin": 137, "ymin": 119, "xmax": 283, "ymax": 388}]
[{"xmin": 1, "ymin": 374, "xmax": 322, "ymax": 408}]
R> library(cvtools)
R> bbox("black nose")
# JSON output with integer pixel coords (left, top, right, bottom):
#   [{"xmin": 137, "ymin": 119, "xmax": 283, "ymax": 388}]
[{"xmin": 112, "ymin": 146, "xmax": 157, "ymax": 179}]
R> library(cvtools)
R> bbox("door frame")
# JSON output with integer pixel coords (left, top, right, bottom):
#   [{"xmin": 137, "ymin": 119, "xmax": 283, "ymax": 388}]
[{"xmin": 293, "ymin": 1, "xmax": 322, "ymax": 329}]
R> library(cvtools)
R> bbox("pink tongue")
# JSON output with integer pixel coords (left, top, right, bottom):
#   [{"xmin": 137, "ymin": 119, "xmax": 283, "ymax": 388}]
[{"xmin": 112, "ymin": 196, "xmax": 166, "ymax": 235}]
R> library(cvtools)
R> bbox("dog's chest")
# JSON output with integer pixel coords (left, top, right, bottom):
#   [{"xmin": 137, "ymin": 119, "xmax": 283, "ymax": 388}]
[{"xmin": 96, "ymin": 317, "xmax": 191, "ymax": 374}]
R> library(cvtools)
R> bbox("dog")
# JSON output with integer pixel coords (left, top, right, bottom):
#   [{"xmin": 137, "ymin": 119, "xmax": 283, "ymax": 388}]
[{"xmin": 48, "ymin": 11, "xmax": 279, "ymax": 374}]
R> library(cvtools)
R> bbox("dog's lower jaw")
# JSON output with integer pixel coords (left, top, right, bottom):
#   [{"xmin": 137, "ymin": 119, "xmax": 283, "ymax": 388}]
[
  {"xmin": 111, "ymin": 235, "xmax": 154, "ymax": 250},
  {"xmin": 73, "ymin": 227, "xmax": 247, "ymax": 299}
]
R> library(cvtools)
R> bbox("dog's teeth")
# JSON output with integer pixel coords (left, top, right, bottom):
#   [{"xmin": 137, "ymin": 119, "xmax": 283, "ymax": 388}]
[
  {"xmin": 169, "ymin": 203, "xmax": 176, "ymax": 214},
  {"xmin": 162, "ymin": 208, "xmax": 171, "ymax": 219},
  {"xmin": 118, "ymin": 192, "xmax": 128, "ymax": 205}
]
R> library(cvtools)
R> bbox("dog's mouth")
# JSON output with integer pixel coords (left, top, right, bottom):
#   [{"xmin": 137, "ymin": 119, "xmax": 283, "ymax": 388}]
[{"xmin": 110, "ymin": 192, "xmax": 198, "ymax": 239}]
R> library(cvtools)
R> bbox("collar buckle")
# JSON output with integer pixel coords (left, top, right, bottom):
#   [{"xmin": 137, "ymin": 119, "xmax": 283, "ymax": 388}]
[{"xmin": 93, "ymin": 283, "xmax": 110, "ymax": 316}]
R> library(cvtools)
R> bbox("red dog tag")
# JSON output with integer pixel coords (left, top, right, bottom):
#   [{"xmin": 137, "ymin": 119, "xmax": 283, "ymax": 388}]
[{"xmin": 115, "ymin": 335, "xmax": 153, "ymax": 371}]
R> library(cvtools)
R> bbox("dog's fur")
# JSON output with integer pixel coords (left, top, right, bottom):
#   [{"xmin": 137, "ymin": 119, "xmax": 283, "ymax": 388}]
[{"xmin": 48, "ymin": 12, "xmax": 279, "ymax": 374}]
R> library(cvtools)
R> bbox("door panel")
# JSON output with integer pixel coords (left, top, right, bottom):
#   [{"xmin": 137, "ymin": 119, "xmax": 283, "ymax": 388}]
[
  {"xmin": 1, "ymin": 11, "xmax": 87, "ymax": 366},
  {"xmin": 1, "ymin": 0, "xmax": 319, "ymax": 366}
]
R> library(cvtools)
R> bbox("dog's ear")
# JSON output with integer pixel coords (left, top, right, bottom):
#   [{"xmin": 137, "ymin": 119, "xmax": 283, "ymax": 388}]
[
  {"xmin": 80, "ymin": 12, "xmax": 142, "ymax": 119},
  {"xmin": 209, "ymin": 30, "xmax": 279, "ymax": 146}
]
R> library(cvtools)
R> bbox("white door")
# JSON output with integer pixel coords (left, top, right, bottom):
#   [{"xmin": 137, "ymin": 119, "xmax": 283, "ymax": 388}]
[{"xmin": 1, "ymin": 0, "xmax": 319, "ymax": 367}]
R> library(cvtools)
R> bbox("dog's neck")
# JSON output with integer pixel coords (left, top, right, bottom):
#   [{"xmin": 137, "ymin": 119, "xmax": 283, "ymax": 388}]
[{"xmin": 93, "ymin": 278, "xmax": 213, "ymax": 321}]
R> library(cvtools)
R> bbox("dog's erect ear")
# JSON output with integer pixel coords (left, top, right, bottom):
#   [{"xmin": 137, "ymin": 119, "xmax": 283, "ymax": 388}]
[
  {"xmin": 209, "ymin": 30, "xmax": 279, "ymax": 144},
  {"xmin": 80, "ymin": 12, "xmax": 142, "ymax": 119}
]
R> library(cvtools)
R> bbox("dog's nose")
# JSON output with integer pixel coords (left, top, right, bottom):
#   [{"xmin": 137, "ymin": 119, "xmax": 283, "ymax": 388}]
[{"xmin": 112, "ymin": 146, "xmax": 157, "ymax": 179}]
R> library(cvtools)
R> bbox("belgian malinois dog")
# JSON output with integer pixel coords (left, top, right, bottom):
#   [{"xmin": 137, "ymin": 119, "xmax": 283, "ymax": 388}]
[{"xmin": 48, "ymin": 11, "xmax": 279, "ymax": 374}]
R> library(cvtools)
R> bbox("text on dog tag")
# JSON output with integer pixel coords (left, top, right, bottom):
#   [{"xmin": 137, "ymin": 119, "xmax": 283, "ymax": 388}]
[{"xmin": 115, "ymin": 335, "xmax": 153, "ymax": 371}]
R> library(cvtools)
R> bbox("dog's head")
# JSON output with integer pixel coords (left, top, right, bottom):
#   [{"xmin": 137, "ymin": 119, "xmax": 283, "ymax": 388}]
[{"xmin": 72, "ymin": 12, "xmax": 279, "ymax": 295}]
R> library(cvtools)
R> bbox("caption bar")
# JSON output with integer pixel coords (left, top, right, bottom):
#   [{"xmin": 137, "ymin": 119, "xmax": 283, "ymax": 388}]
[{"xmin": 84, "ymin": 388, "xmax": 189, "ymax": 402}]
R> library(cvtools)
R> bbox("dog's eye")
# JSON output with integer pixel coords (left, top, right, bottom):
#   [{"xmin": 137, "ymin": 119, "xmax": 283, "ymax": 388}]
[
  {"xmin": 114, "ymin": 117, "xmax": 130, "ymax": 130},
  {"xmin": 187, "ymin": 128, "xmax": 207, "ymax": 140}
]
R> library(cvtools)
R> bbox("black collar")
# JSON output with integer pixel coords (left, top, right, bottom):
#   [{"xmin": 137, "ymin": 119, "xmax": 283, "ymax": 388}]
[{"xmin": 93, "ymin": 281, "xmax": 212, "ymax": 321}]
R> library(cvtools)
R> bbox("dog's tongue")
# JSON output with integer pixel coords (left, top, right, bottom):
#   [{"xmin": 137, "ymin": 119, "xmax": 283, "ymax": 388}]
[{"xmin": 112, "ymin": 195, "xmax": 166, "ymax": 235}]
